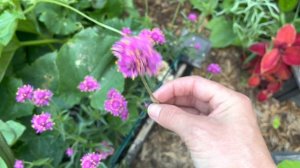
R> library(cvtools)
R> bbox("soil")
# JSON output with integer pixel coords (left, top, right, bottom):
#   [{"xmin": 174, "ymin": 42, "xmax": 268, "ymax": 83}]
[{"xmin": 131, "ymin": 0, "xmax": 300, "ymax": 167}]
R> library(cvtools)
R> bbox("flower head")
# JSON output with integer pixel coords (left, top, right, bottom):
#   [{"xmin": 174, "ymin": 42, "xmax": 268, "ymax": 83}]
[
  {"xmin": 14, "ymin": 160, "xmax": 24, "ymax": 168},
  {"xmin": 16, "ymin": 84, "xmax": 34, "ymax": 103},
  {"xmin": 31, "ymin": 112, "xmax": 54, "ymax": 133},
  {"xmin": 207, "ymin": 63, "xmax": 222, "ymax": 74},
  {"xmin": 78, "ymin": 76, "xmax": 100, "ymax": 92},
  {"xmin": 66, "ymin": 148, "xmax": 74, "ymax": 157},
  {"xmin": 139, "ymin": 28, "xmax": 166, "ymax": 45},
  {"xmin": 194, "ymin": 42, "xmax": 201, "ymax": 50},
  {"xmin": 32, "ymin": 89, "xmax": 53, "ymax": 106},
  {"xmin": 121, "ymin": 27, "xmax": 132, "ymax": 36},
  {"xmin": 188, "ymin": 12, "xmax": 198, "ymax": 22},
  {"xmin": 112, "ymin": 35, "xmax": 162, "ymax": 79},
  {"xmin": 104, "ymin": 89, "xmax": 128, "ymax": 120},
  {"xmin": 80, "ymin": 153, "xmax": 104, "ymax": 168}
]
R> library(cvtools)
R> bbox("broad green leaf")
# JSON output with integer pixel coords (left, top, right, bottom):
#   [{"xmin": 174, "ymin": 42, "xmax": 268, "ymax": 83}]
[
  {"xmin": 272, "ymin": 116, "xmax": 281, "ymax": 129},
  {"xmin": 0, "ymin": 10, "xmax": 22, "ymax": 46},
  {"xmin": 91, "ymin": 65, "xmax": 125, "ymax": 110},
  {"xmin": 92, "ymin": 0, "xmax": 107, "ymax": 9},
  {"xmin": 278, "ymin": 160, "xmax": 300, "ymax": 168},
  {"xmin": 0, "ymin": 157, "xmax": 8, "ymax": 168},
  {"xmin": 0, "ymin": 120, "xmax": 26, "ymax": 146},
  {"xmin": 0, "ymin": 77, "xmax": 34, "ymax": 120},
  {"xmin": 279, "ymin": 0, "xmax": 298, "ymax": 12},
  {"xmin": 31, "ymin": 158, "xmax": 51, "ymax": 166},
  {"xmin": 36, "ymin": 3, "xmax": 82, "ymax": 35},
  {"xmin": 0, "ymin": 36, "xmax": 20, "ymax": 82},
  {"xmin": 17, "ymin": 52, "xmax": 59, "ymax": 91},
  {"xmin": 206, "ymin": 16, "xmax": 237, "ymax": 48},
  {"xmin": 0, "ymin": 133, "xmax": 14, "ymax": 168},
  {"xmin": 189, "ymin": 0, "xmax": 218, "ymax": 14},
  {"xmin": 17, "ymin": 132, "xmax": 65, "ymax": 167},
  {"xmin": 56, "ymin": 27, "xmax": 118, "ymax": 100}
]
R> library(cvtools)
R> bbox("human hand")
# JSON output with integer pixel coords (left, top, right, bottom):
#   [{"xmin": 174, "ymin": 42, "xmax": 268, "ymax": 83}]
[{"xmin": 147, "ymin": 76, "xmax": 276, "ymax": 168}]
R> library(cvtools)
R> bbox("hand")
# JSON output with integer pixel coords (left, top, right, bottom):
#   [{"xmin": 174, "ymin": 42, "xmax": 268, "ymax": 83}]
[{"xmin": 147, "ymin": 76, "xmax": 275, "ymax": 168}]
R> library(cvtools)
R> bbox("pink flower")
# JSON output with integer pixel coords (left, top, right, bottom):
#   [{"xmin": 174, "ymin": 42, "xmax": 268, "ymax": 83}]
[
  {"xmin": 16, "ymin": 84, "xmax": 34, "ymax": 103},
  {"xmin": 66, "ymin": 148, "xmax": 74, "ymax": 157},
  {"xmin": 14, "ymin": 160, "xmax": 24, "ymax": 168},
  {"xmin": 188, "ymin": 12, "xmax": 198, "ymax": 22},
  {"xmin": 207, "ymin": 63, "xmax": 222, "ymax": 74},
  {"xmin": 80, "ymin": 153, "xmax": 104, "ymax": 168},
  {"xmin": 112, "ymin": 34, "xmax": 162, "ymax": 79},
  {"xmin": 121, "ymin": 27, "xmax": 132, "ymax": 36},
  {"xmin": 31, "ymin": 112, "xmax": 55, "ymax": 133},
  {"xmin": 104, "ymin": 89, "xmax": 128, "ymax": 120},
  {"xmin": 194, "ymin": 42, "xmax": 201, "ymax": 50},
  {"xmin": 78, "ymin": 76, "xmax": 100, "ymax": 92},
  {"xmin": 32, "ymin": 89, "xmax": 53, "ymax": 106},
  {"xmin": 139, "ymin": 28, "xmax": 166, "ymax": 45}
]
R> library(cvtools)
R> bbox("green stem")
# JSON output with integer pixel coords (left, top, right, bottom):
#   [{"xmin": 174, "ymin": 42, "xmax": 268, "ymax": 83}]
[
  {"xmin": 171, "ymin": 2, "xmax": 181, "ymax": 25},
  {"xmin": 145, "ymin": 0, "xmax": 149, "ymax": 17},
  {"xmin": 19, "ymin": 39, "xmax": 64, "ymax": 47},
  {"xmin": 140, "ymin": 76, "xmax": 159, "ymax": 103},
  {"xmin": 294, "ymin": 0, "xmax": 300, "ymax": 21},
  {"xmin": 24, "ymin": 0, "xmax": 123, "ymax": 35}
]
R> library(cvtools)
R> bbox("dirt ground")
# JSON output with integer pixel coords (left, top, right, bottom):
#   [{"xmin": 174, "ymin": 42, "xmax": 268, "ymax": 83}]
[{"xmin": 132, "ymin": 1, "xmax": 300, "ymax": 167}]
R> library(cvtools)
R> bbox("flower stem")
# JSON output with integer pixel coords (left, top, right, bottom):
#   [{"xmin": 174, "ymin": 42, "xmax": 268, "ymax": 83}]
[
  {"xmin": 24, "ymin": 0, "xmax": 123, "ymax": 35},
  {"xmin": 140, "ymin": 76, "xmax": 159, "ymax": 103},
  {"xmin": 19, "ymin": 39, "xmax": 64, "ymax": 47},
  {"xmin": 171, "ymin": 2, "xmax": 181, "ymax": 25}
]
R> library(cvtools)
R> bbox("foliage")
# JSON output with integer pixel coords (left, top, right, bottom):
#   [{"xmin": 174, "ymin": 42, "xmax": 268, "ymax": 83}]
[{"xmin": 278, "ymin": 160, "xmax": 300, "ymax": 168}]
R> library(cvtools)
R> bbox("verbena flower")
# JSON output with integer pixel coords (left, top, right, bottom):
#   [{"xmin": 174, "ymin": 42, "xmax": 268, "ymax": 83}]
[
  {"xmin": 121, "ymin": 27, "xmax": 132, "ymax": 36},
  {"xmin": 31, "ymin": 112, "xmax": 54, "ymax": 133},
  {"xmin": 207, "ymin": 63, "xmax": 222, "ymax": 74},
  {"xmin": 112, "ymin": 34, "xmax": 162, "ymax": 79},
  {"xmin": 188, "ymin": 12, "xmax": 198, "ymax": 22},
  {"xmin": 14, "ymin": 160, "xmax": 24, "ymax": 168},
  {"xmin": 139, "ymin": 28, "xmax": 166, "ymax": 45},
  {"xmin": 16, "ymin": 84, "xmax": 34, "ymax": 103},
  {"xmin": 78, "ymin": 76, "xmax": 100, "ymax": 92},
  {"xmin": 32, "ymin": 89, "xmax": 53, "ymax": 106},
  {"xmin": 80, "ymin": 153, "xmax": 104, "ymax": 168},
  {"xmin": 66, "ymin": 148, "xmax": 74, "ymax": 157},
  {"xmin": 104, "ymin": 89, "xmax": 128, "ymax": 120}
]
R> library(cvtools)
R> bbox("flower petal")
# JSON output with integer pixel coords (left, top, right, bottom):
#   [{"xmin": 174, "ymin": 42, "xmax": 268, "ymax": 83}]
[
  {"xmin": 267, "ymin": 82, "xmax": 282, "ymax": 93},
  {"xmin": 257, "ymin": 90, "xmax": 270, "ymax": 102},
  {"xmin": 274, "ymin": 24, "xmax": 296, "ymax": 47},
  {"xmin": 248, "ymin": 75, "xmax": 260, "ymax": 87},
  {"xmin": 260, "ymin": 48, "xmax": 280, "ymax": 73},
  {"xmin": 294, "ymin": 34, "xmax": 300, "ymax": 46},
  {"xmin": 249, "ymin": 42, "xmax": 267, "ymax": 56},
  {"xmin": 282, "ymin": 46, "xmax": 300, "ymax": 65}
]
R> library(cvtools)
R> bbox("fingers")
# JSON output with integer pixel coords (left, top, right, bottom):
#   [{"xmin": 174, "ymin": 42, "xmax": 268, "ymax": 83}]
[
  {"xmin": 148, "ymin": 103, "xmax": 207, "ymax": 137},
  {"xmin": 154, "ymin": 76, "xmax": 235, "ymax": 110}
]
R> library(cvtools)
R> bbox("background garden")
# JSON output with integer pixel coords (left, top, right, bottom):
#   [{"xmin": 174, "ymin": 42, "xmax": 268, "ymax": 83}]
[{"xmin": 1, "ymin": 0, "xmax": 300, "ymax": 167}]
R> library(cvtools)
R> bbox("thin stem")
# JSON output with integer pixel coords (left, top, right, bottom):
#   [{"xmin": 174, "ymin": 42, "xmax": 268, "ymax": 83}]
[
  {"xmin": 171, "ymin": 2, "xmax": 181, "ymax": 25},
  {"xmin": 19, "ymin": 39, "xmax": 63, "ymax": 47},
  {"xmin": 294, "ymin": 0, "xmax": 300, "ymax": 21},
  {"xmin": 145, "ymin": 0, "xmax": 149, "ymax": 17},
  {"xmin": 140, "ymin": 76, "xmax": 159, "ymax": 103},
  {"xmin": 24, "ymin": 0, "xmax": 123, "ymax": 35}
]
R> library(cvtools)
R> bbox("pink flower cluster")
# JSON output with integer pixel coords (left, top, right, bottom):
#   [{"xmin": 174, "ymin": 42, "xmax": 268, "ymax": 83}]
[
  {"xmin": 112, "ymin": 27, "xmax": 165, "ymax": 79},
  {"xmin": 66, "ymin": 147, "xmax": 74, "ymax": 157},
  {"xmin": 104, "ymin": 89, "xmax": 128, "ymax": 120},
  {"xmin": 14, "ymin": 160, "xmax": 24, "ymax": 168},
  {"xmin": 188, "ymin": 12, "xmax": 198, "ymax": 22},
  {"xmin": 207, "ymin": 63, "xmax": 222, "ymax": 74},
  {"xmin": 80, "ymin": 152, "xmax": 105, "ymax": 168},
  {"xmin": 31, "ymin": 112, "xmax": 55, "ymax": 133},
  {"xmin": 16, "ymin": 84, "xmax": 53, "ymax": 107},
  {"xmin": 78, "ymin": 76, "xmax": 100, "ymax": 92}
]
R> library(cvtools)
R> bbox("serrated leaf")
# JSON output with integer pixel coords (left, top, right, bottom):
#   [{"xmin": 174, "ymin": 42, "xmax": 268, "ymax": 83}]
[
  {"xmin": 36, "ymin": 3, "xmax": 82, "ymax": 35},
  {"xmin": 17, "ymin": 52, "xmax": 59, "ymax": 91},
  {"xmin": 56, "ymin": 27, "xmax": 118, "ymax": 102},
  {"xmin": 278, "ymin": 0, "xmax": 298, "ymax": 12},
  {"xmin": 189, "ymin": 0, "xmax": 218, "ymax": 14},
  {"xmin": 90, "ymin": 65, "xmax": 125, "ymax": 110},
  {"xmin": 0, "ymin": 10, "xmax": 22, "ymax": 46},
  {"xmin": 0, "ymin": 120, "xmax": 26, "ymax": 146},
  {"xmin": 0, "ymin": 77, "xmax": 34, "ymax": 120}
]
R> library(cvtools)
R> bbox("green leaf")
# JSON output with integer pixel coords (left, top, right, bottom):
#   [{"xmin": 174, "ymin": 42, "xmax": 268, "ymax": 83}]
[
  {"xmin": 0, "ymin": 10, "xmax": 22, "ymax": 46},
  {"xmin": 189, "ymin": 0, "xmax": 219, "ymax": 14},
  {"xmin": 206, "ymin": 16, "xmax": 237, "ymax": 48},
  {"xmin": 278, "ymin": 160, "xmax": 300, "ymax": 168},
  {"xmin": 0, "ymin": 120, "xmax": 26, "ymax": 146},
  {"xmin": 0, "ymin": 157, "xmax": 8, "ymax": 168},
  {"xmin": 0, "ymin": 133, "xmax": 14, "ymax": 168},
  {"xmin": 278, "ymin": 0, "xmax": 298, "ymax": 12},
  {"xmin": 90, "ymin": 65, "xmax": 125, "ymax": 110},
  {"xmin": 0, "ymin": 77, "xmax": 34, "ymax": 120},
  {"xmin": 36, "ymin": 3, "xmax": 82, "ymax": 35},
  {"xmin": 31, "ymin": 158, "xmax": 51, "ymax": 166},
  {"xmin": 0, "ymin": 36, "xmax": 20, "ymax": 82},
  {"xmin": 56, "ymin": 27, "xmax": 118, "ymax": 101},
  {"xmin": 91, "ymin": 0, "xmax": 107, "ymax": 9},
  {"xmin": 17, "ymin": 52, "xmax": 59, "ymax": 91},
  {"xmin": 272, "ymin": 116, "xmax": 281, "ymax": 129}
]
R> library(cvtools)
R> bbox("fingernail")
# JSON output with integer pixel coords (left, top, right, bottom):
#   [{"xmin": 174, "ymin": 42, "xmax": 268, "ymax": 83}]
[{"xmin": 147, "ymin": 104, "xmax": 161, "ymax": 121}]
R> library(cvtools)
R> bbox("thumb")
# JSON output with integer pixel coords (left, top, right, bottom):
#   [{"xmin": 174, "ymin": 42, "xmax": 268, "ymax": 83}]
[{"xmin": 147, "ymin": 103, "xmax": 205, "ymax": 136}]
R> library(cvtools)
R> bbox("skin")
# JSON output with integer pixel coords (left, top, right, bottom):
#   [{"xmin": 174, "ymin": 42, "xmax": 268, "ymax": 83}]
[{"xmin": 147, "ymin": 76, "xmax": 276, "ymax": 168}]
